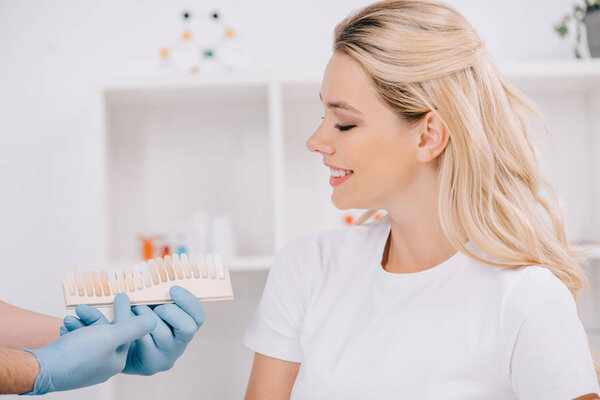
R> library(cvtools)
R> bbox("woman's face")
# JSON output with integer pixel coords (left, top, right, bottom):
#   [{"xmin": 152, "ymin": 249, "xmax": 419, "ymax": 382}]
[{"xmin": 306, "ymin": 51, "xmax": 424, "ymax": 211}]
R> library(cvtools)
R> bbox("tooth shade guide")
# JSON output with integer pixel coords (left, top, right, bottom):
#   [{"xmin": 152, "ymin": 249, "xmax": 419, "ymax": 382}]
[
  {"xmin": 214, "ymin": 254, "xmax": 225, "ymax": 279},
  {"xmin": 91, "ymin": 271, "xmax": 102, "ymax": 297},
  {"xmin": 156, "ymin": 258, "xmax": 168, "ymax": 282},
  {"xmin": 148, "ymin": 259, "xmax": 160, "ymax": 284},
  {"xmin": 133, "ymin": 264, "xmax": 144, "ymax": 289},
  {"xmin": 108, "ymin": 271, "xmax": 119, "ymax": 294},
  {"xmin": 173, "ymin": 254, "xmax": 184, "ymax": 279},
  {"xmin": 83, "ymin": 271, "xmax": 94, "ymax": 297},
  {"xmin": 125, "ymin": 269, "xmax": 136, "ymax": 292},
  {"xmin": 62, "ymin": 253, "xmax": 234, "ymax": 309},
  {"xmin": 100, "ymin": 270, "xmax": 111, "ymax": 296},
  {"xmin": 74, "ymin": 267, "xmax": 85, "ymax": 296},
  {"xmin": 116, "ymin": 269, "xmax": 128, "ymax": 293},
  {"xmin": 140, "ymin": 262, "xmax": 152, "ymax": 287},
  {"xmin": 163, "ymin": 255, "xmax": 176, "ymax": 281},
  {"xmin": 66, "ymin": 270, "xmax": 76, "ymax": 295},
  {"xmin": 189, "ymin": 254, "xmax": 200, "ymax": 278},
  {"xmin": 180, "ymin": 254, "xmax": 192, "ymax": 278}
]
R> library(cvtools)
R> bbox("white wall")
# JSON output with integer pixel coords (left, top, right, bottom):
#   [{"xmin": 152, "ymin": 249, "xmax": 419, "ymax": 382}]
[
  {"xmin": 0, "ymin": 0, "xmax": 579, "ymax": 311},
  {"xmin": 0, "ymin": 0, "xmax": 581, "ymax": 398}
]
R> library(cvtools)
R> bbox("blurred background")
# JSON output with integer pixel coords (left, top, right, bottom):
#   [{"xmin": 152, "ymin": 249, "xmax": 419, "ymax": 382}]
[{"xmin": 1, "ymin": 0, "xmax": 599, "ymax": 399}]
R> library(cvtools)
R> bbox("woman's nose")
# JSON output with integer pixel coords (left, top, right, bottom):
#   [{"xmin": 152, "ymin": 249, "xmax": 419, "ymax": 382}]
[{"xmin": 306, "ymin": 123, "xmax": 334, "ymax": 155}]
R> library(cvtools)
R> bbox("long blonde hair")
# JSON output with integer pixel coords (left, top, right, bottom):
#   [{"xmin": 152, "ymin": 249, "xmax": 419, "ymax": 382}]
[{"xmin": 335, "ymin": 0, "xmax": 600, "ymax": 381}]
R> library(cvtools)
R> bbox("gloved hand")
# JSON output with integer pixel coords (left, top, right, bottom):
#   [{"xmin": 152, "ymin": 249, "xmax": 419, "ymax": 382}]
[
  {"xmin": 22, "ymin": 311, "xmax": 156, "ymax": 395},
  {"xmin": 61, "ymin": 286, "xmax": 205, "ymax": 376}
]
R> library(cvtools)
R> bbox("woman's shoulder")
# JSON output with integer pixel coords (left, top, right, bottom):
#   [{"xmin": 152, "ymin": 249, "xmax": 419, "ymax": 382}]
[
  {"xmin": 464, "ymin": 243, "xmax": 570, "ymax": 293},
  {"xmin": 273, "ymin": 217, "xmax": 389, "ymax": 269},
  {"xmin": 459, "ymin": 243, "xmax": 575, "ymax": 317},
  {"xmin": 500, "ymin": 264, "xmax": 575, "ymax": 317}
]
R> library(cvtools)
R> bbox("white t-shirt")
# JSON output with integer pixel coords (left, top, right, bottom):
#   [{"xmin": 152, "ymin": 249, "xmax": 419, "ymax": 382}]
[{"xmin": 242, "ymin": 217, "xmax": 599, "ymax": 399}]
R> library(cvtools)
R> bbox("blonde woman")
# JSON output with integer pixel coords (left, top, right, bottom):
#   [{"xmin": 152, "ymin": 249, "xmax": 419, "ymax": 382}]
[{"xmin": 243, "ymin": 0, "xmax": 600, "ymax": 399}]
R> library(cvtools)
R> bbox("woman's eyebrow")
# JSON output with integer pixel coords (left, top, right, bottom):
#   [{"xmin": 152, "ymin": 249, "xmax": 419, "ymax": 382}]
[{"xmin": 319, "ymin": 92, "xmax": 362, "ymax": 114}]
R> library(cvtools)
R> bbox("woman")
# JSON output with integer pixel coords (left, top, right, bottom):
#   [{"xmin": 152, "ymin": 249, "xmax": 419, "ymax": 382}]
[{"xmin": 243, "ymin": 0, "xmax": 600, "ymax": 399}]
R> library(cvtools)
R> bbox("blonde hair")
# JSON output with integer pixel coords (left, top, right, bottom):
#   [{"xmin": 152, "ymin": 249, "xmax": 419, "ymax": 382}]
[{"xmin": 335, "ymin": 0, "xmax": 600, "ymax": 381}]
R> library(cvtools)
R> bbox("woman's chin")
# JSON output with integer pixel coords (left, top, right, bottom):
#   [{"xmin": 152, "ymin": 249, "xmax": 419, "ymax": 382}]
[{"xmin": 331, "ymin": 193, "xmax": 355, "ymax": 210}]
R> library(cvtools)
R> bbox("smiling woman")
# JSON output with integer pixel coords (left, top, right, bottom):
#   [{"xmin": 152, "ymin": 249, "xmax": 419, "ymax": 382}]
[{"xmin": 242, "ymin": 0, "xmax": 600, "ymax": 399}]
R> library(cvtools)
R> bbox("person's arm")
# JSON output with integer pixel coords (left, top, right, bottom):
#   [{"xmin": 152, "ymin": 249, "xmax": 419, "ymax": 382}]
[
  {"xmin": 0, "ymin": 301, "xmax": 62, "ymax": 349},
  {"xmin": 244, "ymin": 352, "xmax": 300, "ymax": 400},
  {"xmin": 0, "ymin": 346, "xmax": 39, "ymax": 394}
]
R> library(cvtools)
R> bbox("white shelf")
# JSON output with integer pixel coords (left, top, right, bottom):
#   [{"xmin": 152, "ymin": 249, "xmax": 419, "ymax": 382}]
[
  {"xmin": 498, "ymin": 58, "xmax": 600, "ymax": 79},
  {"xmin": 101, "ymin": 59, "xmax": 600, "ymax": 92},
  {"xmin": 498, "ymin": 59, "xmax": 600, "ymax": 92},
  {"xmin": 226, "ymin": 255, "xmax": 274, "ymax": 271}
]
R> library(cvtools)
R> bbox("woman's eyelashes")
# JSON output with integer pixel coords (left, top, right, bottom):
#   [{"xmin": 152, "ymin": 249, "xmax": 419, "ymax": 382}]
[
  {"xmin": 335, "ymin": 124, "xmax": 356, "ymax": 131},
  {"xmin": 321, "ymin": 117, "xmax": 356, "ymax": 132}
]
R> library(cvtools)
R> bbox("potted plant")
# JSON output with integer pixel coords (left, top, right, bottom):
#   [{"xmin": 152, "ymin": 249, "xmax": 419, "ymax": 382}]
[{"xmin": 554, "ymin": 0, "xmax": 600, "ymax": 58}]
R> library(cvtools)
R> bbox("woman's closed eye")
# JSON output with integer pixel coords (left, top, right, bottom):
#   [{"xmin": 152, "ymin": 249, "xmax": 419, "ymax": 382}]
[
  {"xmin": 320, "ymin": 116, "xmax": 356, "ymax": 132},
  {"xmin": 335, "ymin": 124, "xmax": 356, "ymax": 131}
]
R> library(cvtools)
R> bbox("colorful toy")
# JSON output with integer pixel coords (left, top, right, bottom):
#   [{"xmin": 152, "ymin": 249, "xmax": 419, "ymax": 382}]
[{"xmin": 159, "ymin": 9, "xmax": 236, "ymax": 73}]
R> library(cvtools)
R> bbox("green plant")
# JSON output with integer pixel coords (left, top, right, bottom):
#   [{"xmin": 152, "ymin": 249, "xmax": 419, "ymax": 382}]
[{"xmin": 554, "ymin": 0, "xmax": 600, "ymax": 58}]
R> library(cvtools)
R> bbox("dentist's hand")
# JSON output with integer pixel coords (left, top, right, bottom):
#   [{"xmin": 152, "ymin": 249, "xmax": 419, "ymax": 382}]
[
  {"xmin": 23, "ymin": 312, "xmax": 156, "ymax": 395},
  {"xmin": 61, "ymin": 286, "xmax": 205, "ymax": 376}
]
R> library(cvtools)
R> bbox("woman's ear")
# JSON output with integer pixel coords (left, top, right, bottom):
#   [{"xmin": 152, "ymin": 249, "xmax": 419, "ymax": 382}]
[{"xmin": 415, "ymin": 110, "xmax": 449, "ymax": 163}]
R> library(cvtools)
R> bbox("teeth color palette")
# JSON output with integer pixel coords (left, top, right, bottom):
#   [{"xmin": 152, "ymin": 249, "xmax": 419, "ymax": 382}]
[{"xmin": 62, "ymin": 253, "xmax": 234, "ymax": 309}]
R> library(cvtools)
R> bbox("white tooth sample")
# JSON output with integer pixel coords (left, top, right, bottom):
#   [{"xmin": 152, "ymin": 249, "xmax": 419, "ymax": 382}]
[
  {"xmin": 83, "ymin": 271, "xmax": 94, "ymax": 297},
  {"xmin": 180, "ymin": 253, "xmax": 192, "ymax": 278},
  {"xmin": 100, "ymin": 270, "xmax": 111, "ymax": 296},
  {"xmin": 108, "ymin": 270, "xmax": 119, "ymax": 294},
  {"xmin": 197, "ymin": 254, "xmax": 208, "ymax": 278},
  {"xmin": 205, "ymin": 254, "xmax": 216, "ymax": 278},
  {"xmin": 116, "ymin": 268, "xmax": 128, "ymax": 293},
  {"xmin": 91, "ymin": 271, "xmax": 102, "ymax": 296},
  {"xmin": 172, "ymin": 253, "xmax": 184, "ymax": 279},
  {"xmin": 133, "ymin": 264, "xmax": 144, "ymax": 289},
  {"xmin": 125, "ymin": 268, "xmax": 136, "ymax": 292},
  {"xmin": 155, "ymin": 257, "xmax": 168, "ymax": 282},
  {"xmin": 214, "ymin": 254, "xmax": 225, "ymax": 279},
  {"xmin": 163, "ymin": 255, "xmax": 175, "ymax": 281},
  {"xmin": 74, "ymin": 266, "xmax": 85, "ymax": 296},
  {"xmin": 189, "ymin": 253, "xmax": 200, "ymax": 278},
  {"xmin": 140, "ymin": 262, "xmax": 152, "ymax": 287},
  {"xmin": 147, "ymin": 259, "xmax": 160, "ymax": 284},
  {"xmin": 67, "ymin": 269, "xmax": 76, "ymax": 295}
]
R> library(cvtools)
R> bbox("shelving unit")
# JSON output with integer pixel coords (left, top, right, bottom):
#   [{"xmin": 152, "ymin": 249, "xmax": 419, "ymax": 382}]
[
  {"xmin": 102, "ymin": 58, "xmax": 600, "ymax": 272},
  {"xmin": 103, "ymin": 58, "xmax": 600, "ymax": 400}
]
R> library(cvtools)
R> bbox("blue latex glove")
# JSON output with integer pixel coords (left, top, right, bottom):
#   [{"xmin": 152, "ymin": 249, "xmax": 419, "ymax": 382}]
[
  {"xmin": 61, "ymin": 286, "xmax": 205, "ymax": 376},
  {"xmin": 22, "ymin": 312, "xmax": 156, "ymax": 395}
]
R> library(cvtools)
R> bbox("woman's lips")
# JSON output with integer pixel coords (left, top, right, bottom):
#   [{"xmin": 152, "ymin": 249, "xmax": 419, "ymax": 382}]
[{"xmin": 329, "ymin": 171, "xmax": 354, "ymax": 186}]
